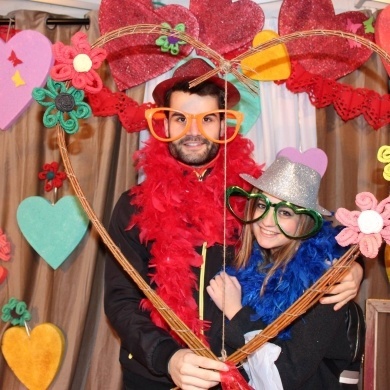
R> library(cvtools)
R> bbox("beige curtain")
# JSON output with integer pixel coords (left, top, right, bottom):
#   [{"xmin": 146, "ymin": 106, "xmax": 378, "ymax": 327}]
[
  {"xmin": 317, "ymin": 52, "xmax": 390, "ymax": 389},
  {"xmin": 0, "ymin": 9, "xmax": 139, "ymax": 390}
]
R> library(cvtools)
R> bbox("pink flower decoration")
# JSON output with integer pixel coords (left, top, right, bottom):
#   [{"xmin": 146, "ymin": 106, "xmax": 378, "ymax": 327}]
[
  {"xmin": 50, "ymin": 32, "xmax": 107, "ymax": 94},
  {"xmin": 335, "ymin": 192, "xmax": 390, "ymax": 258},
  {"xmin": 0, "ymin": 228, "xmax": 11, "ymax": 262}
]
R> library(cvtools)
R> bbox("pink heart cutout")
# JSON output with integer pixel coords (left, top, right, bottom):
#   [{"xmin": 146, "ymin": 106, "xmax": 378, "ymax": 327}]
[
  {"xmin": 277, "ymin": 147, "xmax": 328, "ymax": 177},
  {"xmin": 99, "ymin": 0, "xmax": 199, "ymax": 90},
  {"xmin": 375, "ymin": 6, "xmax": 390, "ymax": 77},
  {"xmin": 279, "ymin": 0, "xmax": 374, "ymax": 80},
  {"xmin": 0, "ymin": 30, "xmax": 54, "ymax": 130},
  {"xmin": 189, "ymin": 0, "xmax": 264, "ymax": 57}
]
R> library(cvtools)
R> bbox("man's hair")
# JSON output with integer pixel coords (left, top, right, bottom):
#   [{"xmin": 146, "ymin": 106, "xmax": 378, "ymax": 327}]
[{"xmin": 164, "ymin": 80, "xmax": 226, "ymax": 109}]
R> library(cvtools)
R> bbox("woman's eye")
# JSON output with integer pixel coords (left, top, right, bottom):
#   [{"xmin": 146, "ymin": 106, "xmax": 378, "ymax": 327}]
[{"xmin": 278, "ymin": 208, "xmax": 294, "ymax": 218}]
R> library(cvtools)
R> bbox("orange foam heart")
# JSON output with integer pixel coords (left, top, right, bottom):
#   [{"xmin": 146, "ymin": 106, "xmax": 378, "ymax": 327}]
[
  {"xmin": 240, "ymin": 30, "xmax": 291, "ymax": 81},
  {"xmin": 1, "ymin": 323, "xmax": 65, "ymax": 390}
]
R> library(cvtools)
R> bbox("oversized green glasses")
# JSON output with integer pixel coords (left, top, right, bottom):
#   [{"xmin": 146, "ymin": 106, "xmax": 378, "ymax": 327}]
[
  {"xmin": 226, "ymin": 186, "xmax": 323, "ymax": 239},
  {"xmin": 145, "ymin": 108, "xmax": 243, "ymax": 143}
]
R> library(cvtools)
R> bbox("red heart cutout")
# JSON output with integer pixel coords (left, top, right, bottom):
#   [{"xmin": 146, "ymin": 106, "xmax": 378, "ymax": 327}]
[
  {"xmin": 375, "ymin": 6, "xmax": 390, "ymax": 77},
  {"xmin": 365, "ymin": 93, "xmax": 390, "ymax": 129},
  {"xmin": 189, "ymin": 0, "xmax": 264, "ymax": 57},
  {"xmin": 99, "ymin": 0, "xmax": 199, "ymax": 90},
  {"xmin": 279, "ymin": 0, "xmax": 374, "ymax": 80},
  {"xmin": 333, "ymin": 86, "xmax": 367, "ymax": 121}
]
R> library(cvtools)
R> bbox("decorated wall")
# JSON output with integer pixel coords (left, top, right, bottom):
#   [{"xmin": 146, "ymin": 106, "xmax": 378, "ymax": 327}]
[{"xmin": 0, "ymin": 0, "xmax": 390, "ymax": 389}]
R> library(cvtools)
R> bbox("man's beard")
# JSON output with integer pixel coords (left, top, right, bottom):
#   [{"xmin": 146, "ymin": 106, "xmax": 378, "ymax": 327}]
[{"xmin": 168, "ymin": 135, "xmax": 219, "ymax": 167}]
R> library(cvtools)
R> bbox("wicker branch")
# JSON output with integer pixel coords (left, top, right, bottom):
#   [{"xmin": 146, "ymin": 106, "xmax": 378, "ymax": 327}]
[
  {"xmin": 57, "ymin": 127, "xmax": 216, "ymax": 360},
  {"xmin": 57, "ymin": 24, "xmax": 375, "ymax": 374}
]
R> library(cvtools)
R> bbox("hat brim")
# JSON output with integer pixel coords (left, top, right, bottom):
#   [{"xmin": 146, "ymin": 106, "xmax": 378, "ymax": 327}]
[
  {"xmin": 240, "ymin": 173, "xmax": 332, "ymax": 216},
  {"xmin": 152, "ymin": 75, "xmax": 241, "ymax": 108}
]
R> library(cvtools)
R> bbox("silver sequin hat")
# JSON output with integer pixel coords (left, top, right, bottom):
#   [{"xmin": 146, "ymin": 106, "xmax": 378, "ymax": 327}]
[{"xmin": 240, "ymin": 147, "xmax": 331, "ymax": 216}]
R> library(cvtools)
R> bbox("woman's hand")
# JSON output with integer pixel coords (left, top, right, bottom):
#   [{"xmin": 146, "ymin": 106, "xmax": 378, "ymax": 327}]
[
  {"xmin": 320, "ymin": 262, "xmax": 363, "ymax": 310},
  {"xmin": 168, "ymin": 349, "xmax": 228, "ymax": 389},
  {"xmin": 206, "ymin": 272, "xmax": 242, "ymax": 320}
]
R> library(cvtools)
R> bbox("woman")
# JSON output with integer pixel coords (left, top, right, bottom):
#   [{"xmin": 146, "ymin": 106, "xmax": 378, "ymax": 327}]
[{"xmin": 207, "ymin": 147, "xmax": 364, "ymax": 390}]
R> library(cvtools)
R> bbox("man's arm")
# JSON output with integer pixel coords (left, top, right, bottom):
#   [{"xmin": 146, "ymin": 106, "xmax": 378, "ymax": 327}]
[
  {"xmin": 104, "ymin": 191, "xmax": 181, "ymax": 376},
  {"xmin": 320, "ymin": 261, "xmax": 364, "ymax": 310}
]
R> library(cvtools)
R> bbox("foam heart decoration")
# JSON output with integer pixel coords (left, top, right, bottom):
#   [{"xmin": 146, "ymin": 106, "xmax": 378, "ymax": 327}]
[
  {"xmin": 0, "ymin": 30, "xmax": 54, "ymax": 130},
  {"xmin": 2, "ymin": 323, "xmax": 65, "ymax": 390},
  {"xmin": 241, "ymin": 30, "xmax": 291, "ymax": 81},
  {"xmin": 374, "ymin": 5, "xmax": 390, "ymax": 77},
  {"xmin": 17, "ymin": 196, "xmax": 89, "ymax": 269},
  {"xmin": 189, "ymin": 0, "xmax": 265, "ymax": 57},
  {"xmin": 279, "ymin": 0, "xmax": 374, "ymax": 80},
  {"xmin": 277, "ymin": 147, "xmax": 327, "ymax": 177},
  {"xmin": 99, "ymin": 0, "xmax": 199, "ymax": 90}
]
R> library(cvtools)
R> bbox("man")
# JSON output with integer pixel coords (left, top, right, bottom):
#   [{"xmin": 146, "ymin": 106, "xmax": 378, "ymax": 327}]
[{"xmin": 104, "ymin": 58, "xmax": 363, "ymax": 390}]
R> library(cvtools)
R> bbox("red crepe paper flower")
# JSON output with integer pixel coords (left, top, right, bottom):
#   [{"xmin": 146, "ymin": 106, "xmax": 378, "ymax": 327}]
[
  {"xmin": 0, "ymin": 229, "xmax": 11, "ymax": 262},
  {"xmin": 50, "ymin": 31, "xmax": 107, "ymax": 94},
  {"xmin": 38, "ymin": 162, "xmax": 67, "ymax": 192},
  {"xmin": 335, "ymin": 192, "xmax": 390, "ymax": 258}
]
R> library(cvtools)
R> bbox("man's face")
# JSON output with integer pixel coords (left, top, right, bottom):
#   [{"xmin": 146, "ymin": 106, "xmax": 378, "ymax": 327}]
[{"xmin": 165, "ymin": 91, "xmax": 223, "ymax": 167}]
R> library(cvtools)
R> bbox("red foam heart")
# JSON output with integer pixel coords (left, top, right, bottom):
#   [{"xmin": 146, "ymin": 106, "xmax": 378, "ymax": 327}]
[
  {"xmin": 189, "ymin": 0, "xmax": 264, "ymax": 57},
  {"xmin": 279, "ymin": 0, "xmax": 374, "ymax": 80},
  {"xmin": 99, "ymin": 0, "xmax": 199, "ymax": 90},
  {"xmin": 375, "ymin": 5, "xmax": 390, "ymax": 77}
]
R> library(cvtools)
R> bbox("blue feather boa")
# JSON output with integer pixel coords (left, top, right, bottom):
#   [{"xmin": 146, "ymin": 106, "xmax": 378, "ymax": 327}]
[{"xmin": 227, "ymin": 222, "xmax": 346, "ymax": 339}]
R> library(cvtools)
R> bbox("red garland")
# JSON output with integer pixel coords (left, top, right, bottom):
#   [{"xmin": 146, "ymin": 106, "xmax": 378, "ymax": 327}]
[
  {"xmin": 129, "ymin": 135, "xmax": 262, "ymax": 344},
  {"xmin": 284, "ymin": 61, "xmax": 390, "ymax": 130},
  {"xmin": 221, "ymin": 362, "xmax": 254, "ymax": 390},
  {"xmin": 85, "ymin": 86, "xmax": 156, "ymax": 133}
]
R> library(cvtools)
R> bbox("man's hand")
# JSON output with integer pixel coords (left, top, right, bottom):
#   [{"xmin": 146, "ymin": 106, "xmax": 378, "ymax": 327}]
[
  {"xmin": 206, "ymin": 272, "xmax": 242, "ymax": 320},
  {"xmin": 320, "ymin": 262, "xmax": 363, "ymax": 310},
  {"xmin": 168, "ymin": 349, "xmax": 228, "ymax": 390}
]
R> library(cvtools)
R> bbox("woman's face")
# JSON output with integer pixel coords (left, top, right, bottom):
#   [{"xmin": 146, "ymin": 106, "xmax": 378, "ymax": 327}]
[{"xmin": 251, "ymin": 192, "xmax": 301, "ymax": 250}]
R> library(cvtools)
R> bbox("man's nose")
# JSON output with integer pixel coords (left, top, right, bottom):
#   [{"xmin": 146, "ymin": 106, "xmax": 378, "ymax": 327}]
[{"xmin": 187, "ymin": 116, "xmax": 201, "ymax": 136}]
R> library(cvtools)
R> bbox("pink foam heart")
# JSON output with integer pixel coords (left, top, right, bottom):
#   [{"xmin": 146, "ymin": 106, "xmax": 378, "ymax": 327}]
[
  {"xmin": 189, "ymin": 0, "xmax": 264, "ymax": 57},
  {"xmin": 0, "ymin": 30, "xmax": 54, "ymax": 130},
  {"xmin": 375, "ymin": 6, "xmax": 390, "ymax": 77},
  {"xmin": 99, "ymin": 0, "xmax": 199, "ymax": 90},
  {"xmin": 279, "ymin": 0, "xmax": 374, "ymax": 80},
  {"xmin": 277, "ymin": 147, "xmax": 328, "ymax": 177}
]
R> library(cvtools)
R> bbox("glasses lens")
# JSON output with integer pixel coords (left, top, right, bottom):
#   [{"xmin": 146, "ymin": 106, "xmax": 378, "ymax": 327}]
[
  {"xmin": 273, "ymin": 203, "xmax": 322, "ymax": 239},
  {"xmin": 205, "ymin": 111, "xmax": 241, "ymax": 143},
  {"xmin": 147, "ymin": 109, "xmax": 171, "ymax": 141}
]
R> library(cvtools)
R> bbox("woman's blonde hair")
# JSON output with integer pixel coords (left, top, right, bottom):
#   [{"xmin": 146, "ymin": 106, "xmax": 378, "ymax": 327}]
[{"xmin": 235, "ymin": 189, "xmax": 315, "ymax": 294}]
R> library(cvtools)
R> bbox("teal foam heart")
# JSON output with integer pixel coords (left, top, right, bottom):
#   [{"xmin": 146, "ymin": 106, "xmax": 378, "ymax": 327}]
[{"xmin": 17, "ymin": 196, "xmax": 89, "ymax": 269}]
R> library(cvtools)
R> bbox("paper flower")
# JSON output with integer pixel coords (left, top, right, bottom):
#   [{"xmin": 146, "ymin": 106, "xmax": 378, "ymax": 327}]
[
  {"xmin": 335, "ymin": 192, "xmax": 390, "ymax": 258},
  {"xmin": 50, "ymin": 31, "xmax": 106, "ymax": 93},
  {"xmin": 155, "ymin": 23, "xmax": 187, "ymax": 55},
  {"xmin": 0, "ymin": 229, "xmax": 11, "ymax": 262},
  {"xmin": 32, "ymin": 77, "xmax": 91, "ymax": 134},
  {"xmin": 1, "ymin": 298, "xmax": 31, "ymax": 326},
  {"xmin": 38, "ymin": 162, "xmax": 67, "ymax": 192},
  {"xmin": 377, "ymin": 145, "xmax": 390, "ymax": 181}
]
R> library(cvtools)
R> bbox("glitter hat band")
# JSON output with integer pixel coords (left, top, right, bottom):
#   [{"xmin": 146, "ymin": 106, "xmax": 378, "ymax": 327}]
[
  {"xmin": 152, "ymin": 57, "xmax": 240, "ymax": 108},
  {"xmin": 240, "ymin": 147, "xmax": 331, "ymax": 216}
]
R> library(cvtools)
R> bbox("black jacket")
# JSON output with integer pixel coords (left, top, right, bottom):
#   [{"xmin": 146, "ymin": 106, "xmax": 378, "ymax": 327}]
[
  {"xmin": 224, "ymin": 303, "xmax": 354, "ymax": 389},
  {"xmin": 104, "ymin": 191, "xmax": 236, "ymax": 389}
]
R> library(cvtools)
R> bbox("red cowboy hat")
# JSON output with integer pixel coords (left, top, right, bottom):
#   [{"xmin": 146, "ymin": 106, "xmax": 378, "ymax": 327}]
[{"xmin": 152, "ymin": 57, "xmax": 240, "ymax": 108}]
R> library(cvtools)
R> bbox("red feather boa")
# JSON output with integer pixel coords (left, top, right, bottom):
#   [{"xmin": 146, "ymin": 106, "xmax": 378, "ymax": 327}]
[{"xmin": 129, "ymin": 135, "xmax": 261, "ymax": 344}]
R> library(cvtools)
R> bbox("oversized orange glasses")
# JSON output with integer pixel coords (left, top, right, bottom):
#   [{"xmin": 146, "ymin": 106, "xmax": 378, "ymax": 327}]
[{"xmin": 145, "ymin": 108, "xmax": 243, "ymax": 143}]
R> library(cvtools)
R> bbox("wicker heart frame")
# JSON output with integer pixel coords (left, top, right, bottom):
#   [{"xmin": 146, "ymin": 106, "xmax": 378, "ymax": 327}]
[{"xmin": 58, "ymin": 24, "xmax": 385, "ymax": 365}]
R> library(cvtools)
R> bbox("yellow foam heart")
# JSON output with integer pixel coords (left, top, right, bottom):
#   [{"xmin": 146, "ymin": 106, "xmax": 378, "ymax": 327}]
[
  {"xmin": 1, "ymin": 323, "xmax": 65, "ymax": 390},
  {"xmin": 241, "ymin": 30, "xmax": 291, "ymax": 81}
]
